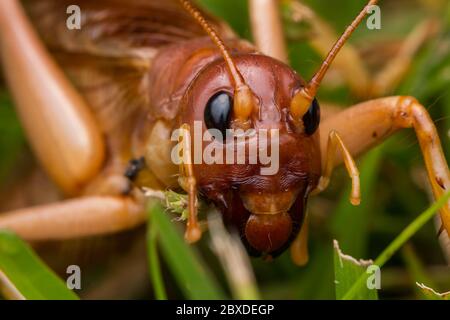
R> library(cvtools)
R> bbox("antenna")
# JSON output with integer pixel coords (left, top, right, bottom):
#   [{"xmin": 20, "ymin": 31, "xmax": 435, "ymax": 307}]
[
  {"xmin": 179, "ymin": 0, "xmax": 256, "ymax": 125},
  {"xmin": 291, "ymin": 0, "xmax": 379, "ymax": 120}
]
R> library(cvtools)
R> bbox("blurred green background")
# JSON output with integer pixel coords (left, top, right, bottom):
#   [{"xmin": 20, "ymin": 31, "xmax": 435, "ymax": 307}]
[{"xmin": 0, "ymin": 0, "xmax": 449, "ymax": 299}]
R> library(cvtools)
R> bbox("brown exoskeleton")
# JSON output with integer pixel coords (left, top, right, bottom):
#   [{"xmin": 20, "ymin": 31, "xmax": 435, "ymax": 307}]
[{"xmin": 0, "ymin": 0, "xmax": 449, "ymax": 265}]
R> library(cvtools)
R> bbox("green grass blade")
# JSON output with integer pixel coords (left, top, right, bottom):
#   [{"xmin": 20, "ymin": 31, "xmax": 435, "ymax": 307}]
[
  {"xmin": 148, "ymin": 201, "xmax": 226, "ymax": 299},
  {"xmin": 333, "ymin": 240, "xmax": 378, "ymax": 300},
  {"xmin": 208, "ymin": 212, "xmax": 260, "ymax": 300},
  {"xmin": 342, "ymin": 191, "xmax": 450, "ymax": 300},
  {"xmin": 0, "ymin": 231, "xmax": 79, "ymax": 300},
  {"xmin": 147, "ymin": 219, "xmax": 167, "ymax": 300},
  {"xmin": 295, "ymin": 243, "xmax": 335, "ymax": 300}
]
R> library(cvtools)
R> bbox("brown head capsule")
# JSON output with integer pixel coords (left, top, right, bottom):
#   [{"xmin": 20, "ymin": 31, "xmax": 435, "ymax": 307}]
[
  {"xmin": 175, "ymin": 0, "xmax": 377, "ymax": 258},
  {"xmin": 178, "ymin": 53, "xmax": 321, "ymax": 257}
]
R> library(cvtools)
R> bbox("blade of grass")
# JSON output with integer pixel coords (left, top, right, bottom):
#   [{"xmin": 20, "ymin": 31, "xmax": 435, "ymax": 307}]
[
  {"xmin": 296, "ymin": 243, "xmax": 335, "ymax": 300},
  {"xmin": 333, "ymin": 240, "xmax": 378, "ymax": 300},
  {"xmin": 148, "ymin": 201, "xmax": 226, "ymax": 299},
  {"xmin": 342, "ymin": 190, "xmax": 450, "ymax": 299},
  {"xmin": 147, "ymin": 219, "xmax": 167, "ymax": 300},
  {"xmin": 208, "ymin": 212, "xmax": 260, "ymax": 300},
  {"xmin": 0, "ymin": 230, "xmax": 79, "ymax": 300}
]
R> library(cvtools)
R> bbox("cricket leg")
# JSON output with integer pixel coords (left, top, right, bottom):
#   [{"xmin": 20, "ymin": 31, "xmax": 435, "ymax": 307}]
[
  {"xmin": 249, "ymin": 0, "xmax": 288, "ymax": 63},
  {"xmin": 0, "ymin": 196, "xmax": 145, "ymax": 241},
  {"xmin": 371, "ymin": 19, "xmax": 439, "ymax": 96},
  {"xmin": 319, "ymin": 96, "xmax": 450, "ymax": 236},
  {"xmin": 0, "ymin": 0, "xmax": 105, "ymax": 195},
  {"xmin": 290, "ymin": 215, "xmax": 309, "ymax": 266},
  {"xmin": 311, "ymin": 130, "xmax": 361, "ymax": 206},
  {"xmin": 177, "ymin": 124, "xmax": 202, "ymax": 243}
]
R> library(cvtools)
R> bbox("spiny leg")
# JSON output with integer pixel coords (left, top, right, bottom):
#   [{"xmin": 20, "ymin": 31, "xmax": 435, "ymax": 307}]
[
  {"xmin": 249, "ymin": 0, "xmax": 288, "ymax": 63},
  {"xmin": 312, "ymin": 130, "xmax": 361, "ymax": 206},
  {"xmin": 177, "ymin": 124, "xmax": 202, "ymax": 243},
  {"xmin": 0, "ymin": 0, "xmax": 105, "ymax": 195},
  {"xmin": 0, "ymin": 196, "xmax": 144, "ymax": 241},
  {"xmin": 319, "ymin": 96, "xmax": 450, "ymax": 236}
]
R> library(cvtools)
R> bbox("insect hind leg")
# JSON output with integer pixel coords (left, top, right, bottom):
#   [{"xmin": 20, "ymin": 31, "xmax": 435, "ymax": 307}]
[{"xmin": 0, "ymin": 0, "xmax": 105, "ymax": 195}]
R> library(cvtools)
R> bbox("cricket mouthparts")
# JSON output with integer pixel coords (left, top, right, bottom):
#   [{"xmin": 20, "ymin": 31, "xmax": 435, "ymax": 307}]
[
  {"xmin": 245, "ymin": 213, "xmax": 293, "ymax": 253},
  {"xmin": 240, "ymin": 190, "xmax": 298, "ymax": 253}
]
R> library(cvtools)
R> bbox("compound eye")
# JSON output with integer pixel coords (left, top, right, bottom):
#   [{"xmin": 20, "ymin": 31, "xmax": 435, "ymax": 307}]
[
  {"xmin": 302, "ymin": 98, "xmax": 320, "ymax": 135},
  {"xmin": 204, "ymin": 91, "xmax": 232, "ymax": 139}
]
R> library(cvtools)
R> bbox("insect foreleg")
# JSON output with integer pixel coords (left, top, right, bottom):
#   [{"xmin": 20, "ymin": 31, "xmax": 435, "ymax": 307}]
[
  {"xmin": 312, "ymin": 131, "xmax": 361, "ymax": 206},
  {"xmin": 177, "ymin": 124, "xmax": 202, "ymax": 243}
]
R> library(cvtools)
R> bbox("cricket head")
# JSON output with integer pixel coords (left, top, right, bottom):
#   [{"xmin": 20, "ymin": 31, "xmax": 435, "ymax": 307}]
[
  {"xmin": 177, "ymin": 53, "xmax": 321, "ymax": 257},
  {"xmin": 176, "ymin": 0, "xmax": 376, "ymax": 258}
]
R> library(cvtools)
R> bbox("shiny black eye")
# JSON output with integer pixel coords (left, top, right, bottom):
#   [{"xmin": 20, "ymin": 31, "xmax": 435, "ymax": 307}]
[
  {"xmin": 204, "ymin": 91, "xmax": 232, "ymax": 140},
  {"xmin": 302, "ymin": 98, "xmax": 320, "ymax": 135}
]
